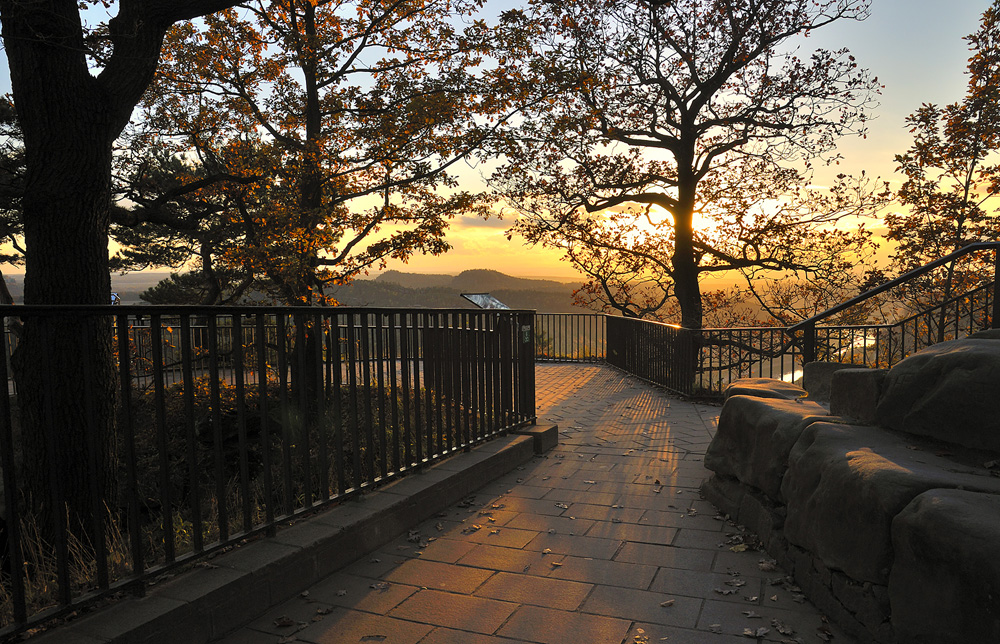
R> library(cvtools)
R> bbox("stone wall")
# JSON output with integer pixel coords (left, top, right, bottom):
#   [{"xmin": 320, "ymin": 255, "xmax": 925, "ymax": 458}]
[{"xmin": 701, "ymin": 336, "xmax": 1000, "ymax": 643}]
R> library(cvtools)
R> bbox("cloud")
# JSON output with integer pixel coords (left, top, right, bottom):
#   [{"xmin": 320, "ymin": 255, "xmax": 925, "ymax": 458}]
[{"xmin": 450, "ymin": 213, "xmax": 511, "ymax": 229}]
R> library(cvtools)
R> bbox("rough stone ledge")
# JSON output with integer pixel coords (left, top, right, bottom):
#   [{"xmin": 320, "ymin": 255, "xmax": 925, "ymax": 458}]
[
  {"xmin": 701, "ymin": 474, "xmax": 894, "ymax": 644},
  {"xmin": 32, "ymin": 432, "xmax": 544, "ymax": 644}
]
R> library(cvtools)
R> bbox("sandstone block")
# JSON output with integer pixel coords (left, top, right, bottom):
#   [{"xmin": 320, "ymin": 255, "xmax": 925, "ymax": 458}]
[
  {"xmin": 829, "ymin": 368, "xmax": 887, "ymax": 424},
  {"xmin": 705, "ymin": 395, "xmax": 829, "ymax": 501},
  {"xmin": 802, "ymin": 362, "xmax": 865, "ymax": 402},
  {"xmin": 875, "ymin": 336, "xmax": 1000, "ymax": 451},
  {"xmin": 723, "ymin": 377, "xmax": 806, "ymax": 400},
  {"xmin": 890, "ymin": 489, "xmax": 1000, "ymax": 644},
  {"xmin": 781, "ymin": 422, "xmax": 1000, "ymax": 584},
  {"xmin": 699, "ymin": 475, "xmax": 745, "ymax": 518}
]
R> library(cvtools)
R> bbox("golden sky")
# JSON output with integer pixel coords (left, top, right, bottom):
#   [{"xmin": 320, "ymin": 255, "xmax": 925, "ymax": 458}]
[
  {"xmin": 0, "ymin": 0, "xmax": 992, "ymax": 282},
  {"xmin": 377, "ymin": 0, "xmax": 995, "ymax": 280}
]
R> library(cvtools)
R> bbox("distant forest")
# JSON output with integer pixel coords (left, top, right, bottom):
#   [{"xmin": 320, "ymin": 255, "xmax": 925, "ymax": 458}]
[
  {"xmin": 3, "ymin": 269, "xmax": 587, "ymax": 312},
  {"xmin": 326, "ymin": 269, "xmax": 586, "ymax": 312}
]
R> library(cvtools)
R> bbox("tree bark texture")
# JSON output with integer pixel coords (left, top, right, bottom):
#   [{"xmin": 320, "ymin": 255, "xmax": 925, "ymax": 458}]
[
  {"xmin": 673, "ymin": 168, "xmax": 703, "ymax": 331},
  {"xmin": 0, "ymin": 0, "xmax": 242, "ymax": 545}
]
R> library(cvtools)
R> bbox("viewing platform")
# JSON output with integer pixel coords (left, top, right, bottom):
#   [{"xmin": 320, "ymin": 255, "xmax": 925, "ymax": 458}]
[{"xmin": 191, "ymin": 363, "xmax": 850, "ymax": 644}]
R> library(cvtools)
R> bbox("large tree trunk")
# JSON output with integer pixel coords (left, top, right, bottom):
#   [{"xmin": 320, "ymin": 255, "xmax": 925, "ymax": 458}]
[
  {"xmin": 1, "ymin": 0, "xmax": 245, "ymax": 546},
  {"xmin": 15, "ymin": 133, "xmax": 119, "ymax": 540},
  {"xmin": 1, "ymin": 0, "xmax": 120, "ymax": 544},
  {"xmin": 672, "ymin": 174, "xmax": 703, "ymax": 331}
]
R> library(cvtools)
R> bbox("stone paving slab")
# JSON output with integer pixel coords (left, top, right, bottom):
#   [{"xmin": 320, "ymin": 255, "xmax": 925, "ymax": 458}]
[{"xmin": 208, "ymin": 363, "xmax": 854, "ymax": 644}]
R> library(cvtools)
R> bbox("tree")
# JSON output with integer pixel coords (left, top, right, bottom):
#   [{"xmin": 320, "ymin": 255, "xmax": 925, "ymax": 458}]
[
  {"xmin": 118, "ymin": 0, "xmax": 518, "ymax": 307},
  {"xmin": 111, "ymin": 145, "xmax": 259, "ymax": 304},
  {"xmin": 139, "ymin": 270, "xmax": 252, "ymax": 305},
  {"xmin": 0, "ymin": 97, "xmax": 26, "ymax": 304},
  {"xmin": 0, "ymin": 0, "xmax": 244, "ymax": 541},
  {"xmin": 886, "ymin": 0, "xmax": 1000, "ymax": 312},
  {"xmin": 494, "ymin": 0, "xmax": 884, "ymax": 329}
]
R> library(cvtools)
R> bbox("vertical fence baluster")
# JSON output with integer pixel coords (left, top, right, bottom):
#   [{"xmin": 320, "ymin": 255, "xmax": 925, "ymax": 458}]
[
  {"xmin": 432, "ymin": 312, "xmax": 444, "ymax": 456},
  {"xmin": 314, "ymin": 313, "xmax": 329, "ymax": 501},
  {"xmin": 448, "ymin": 312, "xmax": 459, "ymax": 446},
  {"xmin": 78, "ymin": 315, "xmax": 109, "ymax": 589},
  {"xmin": 207, "ymin": 314, "xmax": 228, "ymax": 543},
  {"xmin": 345, "ymin": 313, "xmax": 361, "ymax": 489},
  {"xmin": 423, "ymin": 312, "xmax": 434, "ymax": 460},
  {"xmin": 232, "ymin": 314, "xmax": 252, "ymax": 532},
  {"xmin": 255, "ymin": 314, "xmax": 275, "ymax": 536},
  {"xmin": 332, "ymin": 312, "xmax": 345, "ymax": 495},
  {"xmin": 388, "ymin": 312, "xmax": 401, "ymax": 473},
  {"xmin": 276, "ymin": 315, "xmax": 293, "ymax": 515},
  {"xmin": 360, "ymin": 313, "xmax": 375, "ymax": 487},
  {"xmin": 414, "ymin": 313, "xmax": 424, "ymax": 465},
  {"xmin": 116, "ymin": 314, "xmax": 145, "ymax": 595},
  {"xmin": 150, "ymin": 314, "xmax": 175, "ymax": 562},
  {"xmin": 375, "ymin": 313, "xmax": 387, "ymax": 481},
  {"xmin": 0, "ymin": 312, "xmax": 25, "ymax": 624},
  {"xmin": 180, "ymin": 314, "xmax": 203, "ymax": 552},
  {"xmin": 293, "ymin": 314, "xmax": 311, "ymax": 507}
]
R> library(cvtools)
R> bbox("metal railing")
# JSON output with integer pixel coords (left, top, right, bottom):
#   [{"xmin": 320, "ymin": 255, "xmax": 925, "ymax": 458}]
[
  {"xmin": 547, "ymin": 242, "xmax": 1000, "ymax": 397},
  {"xmin": 789, "ymin": 241, "xmax": 1000, "ymax": 363},
  {"xmin": 605, "ymin": 319, "xmax": 803, "ymax": 396},
  {"xmin": 533, "ymin": 313, "xmax": 606, "ymax": 362},
  {"xmin": 0, "ymin": 305, "xmax": 535, "ymax": 638}
]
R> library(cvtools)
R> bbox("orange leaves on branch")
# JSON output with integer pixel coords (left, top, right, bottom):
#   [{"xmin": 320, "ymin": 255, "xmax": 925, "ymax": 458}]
[{"xmin": 120, "ymin": 0, "xmax": 508, "ymax": 305}]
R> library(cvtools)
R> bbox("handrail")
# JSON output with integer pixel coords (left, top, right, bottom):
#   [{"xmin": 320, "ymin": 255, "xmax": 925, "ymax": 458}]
[{"xmin": 788, "ymin": 241, "xmax": 1000, "ymax": 332}]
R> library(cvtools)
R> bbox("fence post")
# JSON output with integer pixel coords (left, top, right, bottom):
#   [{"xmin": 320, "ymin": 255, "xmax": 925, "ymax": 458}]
[
  {"xmin": 517, "ymin": 312, "xmax": 536, "ymax": 424},
  {"xmin": 801, "ymin": 321, "xmax": 817, "ymax": 364}
]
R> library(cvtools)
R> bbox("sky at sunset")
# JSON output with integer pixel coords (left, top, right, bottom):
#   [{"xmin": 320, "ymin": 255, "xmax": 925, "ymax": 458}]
[
  {"xmin": 0, "ymin": 0, "xmax": 994, "ymax": 281},
  {"xmin": 394, "ymin": 0, "xmax": 996, "ymax": 280}
]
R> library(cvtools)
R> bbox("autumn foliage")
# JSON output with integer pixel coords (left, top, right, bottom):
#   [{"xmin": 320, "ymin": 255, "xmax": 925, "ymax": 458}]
[
  {"xmin": 491, "ymin": 0, "xmax": 887, "ymax": 329},
  {"xmin": 117, "ymin": 0, "xmax": 521, "ymax": 305}
]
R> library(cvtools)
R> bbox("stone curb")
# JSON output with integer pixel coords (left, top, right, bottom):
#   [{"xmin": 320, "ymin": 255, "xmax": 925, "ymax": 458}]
[{"xmin": 32, "ymin": 428, "xmax": 555, "ymax": 644}]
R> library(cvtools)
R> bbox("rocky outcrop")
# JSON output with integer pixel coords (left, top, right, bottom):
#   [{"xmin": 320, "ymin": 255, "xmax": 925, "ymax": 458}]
[
  {"xmin": 701, "ymin": 334, "xmax": 1000, "ymax": 643},
  {"xmin": 781, "ymin": 422, "xmax": 1000, "ymax": 584},
  {"xmin": 802, "ymin": 361, "xmax": 865, "ymax": 402},
  {"xmin": 829, "ymin": 368, "xmax": 886, "ymax": 424},
  {"xmin": 705, "ymin": 395, "xmax": 829, "ymax": 501},
  {"xmin": 875, "ymin": 335, "xmax": 1000, "ymax": 451},
  {"xmin": 889, "ymin": 489, "xmax": 1000, "ymax": 644},
  {"xmin": 723, "ymin": 377, "xmax": 806, "ymax": 400}
]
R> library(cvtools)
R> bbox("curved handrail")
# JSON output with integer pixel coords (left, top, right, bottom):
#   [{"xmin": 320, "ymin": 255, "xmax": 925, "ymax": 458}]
[{"xmin": 787, "ymin": 241, "xmax": 1000, "ymax": 333}]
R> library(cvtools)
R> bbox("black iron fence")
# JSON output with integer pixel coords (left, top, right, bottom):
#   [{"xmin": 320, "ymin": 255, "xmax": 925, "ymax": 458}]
[
  {"xmin": 0, "ymin": 305, "xmax": 535, "ymax": 638},
  {"xmin": 605, "ymin": 318, "xmax": 802, "ymax": 396},
  {"xmin": 560, "ymin": 270, "xmax": 996, "ymax": 397},
  {"xmin": 533, "ymin": 313, "xmax": 605, "ymax": 362}
]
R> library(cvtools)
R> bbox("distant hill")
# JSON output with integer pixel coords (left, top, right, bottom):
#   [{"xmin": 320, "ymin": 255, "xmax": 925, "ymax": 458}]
[
  {"xmin": 374, "ymin": 270, "xmax": 454, "ymax": 289},
  {"xmin": 376, "ymin": 269, "xmax": 571, "ymax": 293},
  {"xmin": 0, "ymin": 268, "xmax": 589, "ymax": 312},
  {"xmin": 340, "ymin": 269, "xmax": 586, "ymax": 312},
  {"xmin": 1, "ymin": 271, "xmax": 173, "ymax": 304}
]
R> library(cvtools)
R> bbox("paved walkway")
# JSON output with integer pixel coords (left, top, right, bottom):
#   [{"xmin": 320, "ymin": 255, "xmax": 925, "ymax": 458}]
[{"xmin": 215, "ymin": 364, "xmax": 852, "ymax": 644}]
